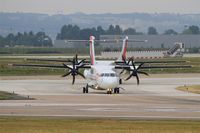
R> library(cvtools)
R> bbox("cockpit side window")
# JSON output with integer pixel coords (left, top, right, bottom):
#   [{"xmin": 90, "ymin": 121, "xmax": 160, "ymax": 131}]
[
  {"xmin": 91, "ymin": 69, "xmax": 94, "ymax": 74},
  {"xmin": 105, "ymin": 73, "xmax": 109, "ymax": 77},
  {"xmin": 110, "ymin": 73, "xmax": 115, "ymax": 77},
  {"xmin": 100, "ymin": 73, "xmax": 116, "ymax": 77}
]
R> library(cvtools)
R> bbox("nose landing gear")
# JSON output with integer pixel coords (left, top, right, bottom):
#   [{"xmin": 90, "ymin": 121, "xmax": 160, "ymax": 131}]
[
  {"xmin": 107, "ymin": 89, "xmax": 112, "ymax": 94},
  {"xmin": 83, "ymin": 84, "xmax": 89, "ymax": 93}
]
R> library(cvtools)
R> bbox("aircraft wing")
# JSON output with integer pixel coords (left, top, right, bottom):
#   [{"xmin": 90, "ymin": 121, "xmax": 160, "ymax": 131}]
[
  {"xmin": 26, "ymin": 58, "xmax": 91, "ymax": 64},
  {"xmin": 115, "ymin": 60, "xmax": 187, "ymax": 65},
  {"xmin": 139, "ymin": 65, "xmax": 191, "ymax": 69},
  {"xmin": 12, "ymin": 64, "xmax": 91, "ymax": 69},
  {"xmin": 115, "ymin": 65, "xmax": 191, "ymax": 70},
  {"xmin": 115, "ymin": 62, "xmax": 191, "ymax": 85},
  {"xmin": 12, "ymin": 64, "xmax": 66, "ymax": 68}
]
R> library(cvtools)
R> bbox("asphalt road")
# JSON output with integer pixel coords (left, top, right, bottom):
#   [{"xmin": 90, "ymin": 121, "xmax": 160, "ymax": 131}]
[{"xmin": 0, "ymin": 76, "xmax": 200, "ymax": 120}]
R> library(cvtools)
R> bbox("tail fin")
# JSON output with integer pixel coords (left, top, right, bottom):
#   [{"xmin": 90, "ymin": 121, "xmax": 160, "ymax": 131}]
[
  {"xmin": 89, "ymin": 36, "xmax": 96, "ymax": 65},
  {"xmin": 118, "ymin": 36, "xmax": 128, "ymax": 61}
]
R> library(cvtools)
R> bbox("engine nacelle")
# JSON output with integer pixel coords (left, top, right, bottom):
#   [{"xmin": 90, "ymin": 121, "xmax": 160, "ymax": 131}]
[{"xmin": 84, "ymin": 69, "xmax": 90, "ymax": 78}]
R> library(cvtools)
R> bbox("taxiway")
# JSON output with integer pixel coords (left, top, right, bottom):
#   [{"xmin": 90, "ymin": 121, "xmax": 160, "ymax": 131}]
[{"xmin": 0, "ymin": 75, "xmax": 200, "ymax": 120}]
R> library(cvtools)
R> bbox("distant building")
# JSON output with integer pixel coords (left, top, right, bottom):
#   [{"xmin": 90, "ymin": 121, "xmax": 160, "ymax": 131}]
[
  {"xmin": 101, "ymin": 42, "xmax": 184, "ymax": 59},
  {"xmin": 53, "ymin": 40, "xmax": 87, "ymax": 48},
  {"xmin": 53, "ymin": 35, "xmax": 200, "ymax": 49},
  {"xmin": 100, "ymin": 35, "xmax": 200, "ymax": 48}
]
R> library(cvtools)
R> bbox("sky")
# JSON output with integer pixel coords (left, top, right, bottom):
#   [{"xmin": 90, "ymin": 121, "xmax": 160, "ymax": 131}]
[{"xmin": 0, "ymin": 0, "xmax": 200, "ymax": 14}]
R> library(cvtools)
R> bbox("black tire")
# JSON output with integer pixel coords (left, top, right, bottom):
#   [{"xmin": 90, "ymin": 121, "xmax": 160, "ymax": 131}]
[
  {"xmin": 107, "ymin": 91, "xmax": 109, "ymax": 94},
  {"xmin": 114, "ymin": 88, "xmax": 120, "ymax": 94},
  {"xmin": 114, "ymin": 89, "xmax": 116, "ymax": 94},
  {"xmin": 83, "ymin": 87, "xmax": 86, "ymax": 93},
  {"xmin": 107, "ymin": 90, "xmax": 112, "ymax": 94},
  {"xmin": 85, "ymin": 84, "xmax": 89, "ymax": 93},
  {"xmin": 117, "ymin": 88, "xmax": 120, "ymax": 94}
]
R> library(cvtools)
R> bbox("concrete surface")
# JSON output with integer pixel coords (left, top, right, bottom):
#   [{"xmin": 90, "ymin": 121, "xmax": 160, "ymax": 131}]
[{"xmin": 0, "ymin": 76, "xmax": 200, "ymax": 120}]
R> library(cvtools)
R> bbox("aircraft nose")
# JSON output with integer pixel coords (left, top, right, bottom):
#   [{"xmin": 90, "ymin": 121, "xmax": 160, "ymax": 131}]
[{"xmin": 100, "ymin": 77, "xmax": 118, "ymax": 89}]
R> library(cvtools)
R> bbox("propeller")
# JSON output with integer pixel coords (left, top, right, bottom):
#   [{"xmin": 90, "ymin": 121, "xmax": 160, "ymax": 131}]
[
  {"xmin": 120, "ymin": 56, "xmax": 133, "ymax": 74},
  {"xmin": 125, "ymin": 58, "xmax": 149, "ymax": 85},
  {"xmin": 62, "ymin": 54, "xmax": 86, "ymax": 84}
]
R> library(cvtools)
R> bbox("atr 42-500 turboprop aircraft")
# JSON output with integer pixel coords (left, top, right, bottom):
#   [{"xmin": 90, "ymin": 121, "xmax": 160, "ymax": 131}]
[{"xmin": 13, "ymin": 36, "xmax": 191, "ymax": 94}]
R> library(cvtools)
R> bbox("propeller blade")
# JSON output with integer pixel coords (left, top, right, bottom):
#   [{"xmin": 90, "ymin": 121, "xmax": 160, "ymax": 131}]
[
  {"xmin": 137, "ymin": 63, "xmax": 144, "ymax": 70},
  {"xmin": 137, "ymin": 71, "xmax": 149, "ymax": 76},
  {"xmin": 78, "ymin": 59, "xmax": 86, "ymax": 65},
  {"xmin": 78, "ymin": 64, "xmax": 85, "ymax": 68},
  {"xmin": 136, "ymin": 74, "xmax": 140, "ymax": 85},
  {"xmin": 72, "ymin": 75, "xmax": 75, "ymax": 84},
  {"xmin": 120, "ymin": 69, "xmax": 125, "ymax": 74},
  {"xmin": 75, "ymin": 54, "xmax": 78, "ymax": 64},
  {"xmin": 128, "ymin": 58, "xmax": 132, "ymax": 64},
  {"xmin": 72, "ymin": 60, "xmax": 76, "ymax": 69},
  {"xmin": 63, "ymin": 63, "xmax": 72, "ymax": 70},
  {"xmin": 62, "ymin": 72, "xmax": 71, "ymax": 77},
  {"xmin": 125, "ymin": 74, "xmax": 132, "ymax": 81},
  {"xmin": 131, "ymin": 59, "xmax": 136, "ymax": 70}
]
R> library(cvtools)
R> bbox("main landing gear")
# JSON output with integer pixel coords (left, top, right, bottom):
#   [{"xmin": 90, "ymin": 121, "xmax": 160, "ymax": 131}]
[
  {"xmin": 114, "ymin": 88, "xmax": 120, "ymax": 94},
  {"xmin": 83, "ymin": 84, "xmax": 89, "ymax": 93},
  {"xmin": 107, "ymin": 88, "xmax": 120, "ymax": 94}
]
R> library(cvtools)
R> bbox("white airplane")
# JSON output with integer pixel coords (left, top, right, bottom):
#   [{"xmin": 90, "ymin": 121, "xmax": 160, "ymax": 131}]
[{"xmin": 13, "ymin": 36, "xmax": 191, "ymax": 94}]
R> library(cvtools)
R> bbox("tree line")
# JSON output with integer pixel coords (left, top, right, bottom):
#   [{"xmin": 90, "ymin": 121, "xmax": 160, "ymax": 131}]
[
  {"xmin": 56, "ymin": 24, "xmax": 200, "ymax": 40},
  {"xmin": 0, "ymin": 24, "xmax": 199, "ymax": 47},
  {"xmin": 0, "ymin": 31, "xmax": 52, "ymax": 47}
]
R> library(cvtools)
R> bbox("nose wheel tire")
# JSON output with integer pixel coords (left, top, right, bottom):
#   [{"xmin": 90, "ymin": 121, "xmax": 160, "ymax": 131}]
[
  {"xmin": 107, "ymin": 89, "xmax": 112, "ymax": 94},
  {"xmin": 83, "ymin": 84, "xmax": 89, "ymax": 93}
]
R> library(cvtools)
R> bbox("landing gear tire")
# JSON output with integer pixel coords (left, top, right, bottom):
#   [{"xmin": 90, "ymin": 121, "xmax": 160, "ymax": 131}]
[
  {"xmin": 85, "ymin": 84, "xmax": 89, "ymax": 93},
  {"xmin": 83, "ymin": 84, "xmax": 89, "ymax": 93},
  {"xmin": 83, "ymin": 87, "xmax": 86, "ymax": 93},
  {"xmin": 114, "ymin": 88, "xmax": 120, "ymax": 94},
  {"xmin": 107, "ymin": 89, "xmax": 112, "ymax": 94}
]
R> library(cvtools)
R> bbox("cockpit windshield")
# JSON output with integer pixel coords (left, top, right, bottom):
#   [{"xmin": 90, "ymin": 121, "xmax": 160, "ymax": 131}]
[{"xmin": 100, "ymin": 73, "xmax": 116, "ymax": 77}]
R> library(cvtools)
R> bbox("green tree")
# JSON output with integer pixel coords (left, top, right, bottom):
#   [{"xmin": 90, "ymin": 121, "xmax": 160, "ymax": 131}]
[
  {"xmin": 182, "ymin": 25, "xmax": 200, "ymax": 34},
  {"xmin": 107, "ymin": 25, "xmax": 115, "ymax": 35},
  {"xmin": 0, "ymin": 31, "xmax": 52, "ymax": 47},
  {"xmin": 148, "ymin": 26, "xmax": 158, "ymax": 35},
  {"xmin": 124, "ymin": 28, "xmax": 136, "ymax": 35},
  {"xmin": 0, "ymin": 35, "xmax": 6, "ymax": 47},
  {"xmin": 114, "ymin": 25, "xmax": 122, "ymax": 35},
  {"xmin": 97, "ymin": 26, "xmax": 105, "ymax": 35},
  {"xmin": 58, "ymin": 24, "xmax": 80, "ymax": 40}
]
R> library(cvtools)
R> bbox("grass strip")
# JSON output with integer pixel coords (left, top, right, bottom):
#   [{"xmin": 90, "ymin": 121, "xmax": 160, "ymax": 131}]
[
  {"xmin": 0, "ymin": 117, "xmax": 200, "ymax": 133},
  {"xmin": 176, "ymin": 85, "xmax": 200, "ymax": 94},
  {"xmin": 0, "ymin": 91, "xmax": 33, "ymax": 100}
]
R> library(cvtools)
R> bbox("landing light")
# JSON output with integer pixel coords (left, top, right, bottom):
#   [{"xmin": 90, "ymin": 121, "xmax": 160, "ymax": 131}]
[{"xmin": 95, "ymin": 85, "xmax": 98, "ymax": 89}]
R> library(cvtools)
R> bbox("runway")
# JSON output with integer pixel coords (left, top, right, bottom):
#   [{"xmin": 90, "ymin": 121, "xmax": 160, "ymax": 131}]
[{"xmin": 0, "ymin": 76, "xmax": 200, "ymax": 120}]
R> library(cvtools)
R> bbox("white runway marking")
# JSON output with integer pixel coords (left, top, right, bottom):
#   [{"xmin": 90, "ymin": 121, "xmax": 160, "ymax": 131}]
[
  {"xmin": 0, "ymin": 103, "xmax": 138, "ymax": 107},
  {"xmin": 1, "ymin": 114, "xmax": 200, "ymax": 120}
]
